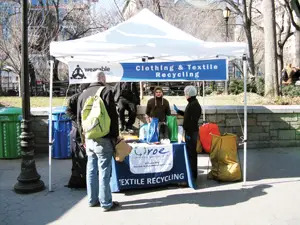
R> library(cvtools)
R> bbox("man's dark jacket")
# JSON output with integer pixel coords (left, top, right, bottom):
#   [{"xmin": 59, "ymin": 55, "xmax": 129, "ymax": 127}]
[
  {"xmin": 114, "ymin": 82, "xmax": 140, "ymax": 105},
  {"xmin": 77, "ymin": 82, "xmax": 119, "ymax": 138},
  {"xmin": 66, "ymin": 92, "xmax": 81, "ymax": 123},
  {"xmin": 177, "ymin": 96, "xmax": 201, "ymax": 135},
  {"xmin": 146, "ymin": 97, "xmax": 171, "ymax": 122}
]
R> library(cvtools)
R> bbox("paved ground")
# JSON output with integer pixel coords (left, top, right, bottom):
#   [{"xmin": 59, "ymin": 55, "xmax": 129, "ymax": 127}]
[{"xmin": 1, "ymin": 147, "xmax": 300, "ymax": 225}]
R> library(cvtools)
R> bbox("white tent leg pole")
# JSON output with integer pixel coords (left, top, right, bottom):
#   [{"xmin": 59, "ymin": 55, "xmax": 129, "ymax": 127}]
[
  {"xmin": 243, "ymin": 55, "xmax": 248, "ymax": 184},
  {"xmin": 202, "ymin": 81, "xmax": 205, "ymax": 122},
  {"xmin": 140, "ymin": 56, "xmax": 149, "ymax": 101},
  {"xmin": 48, "ymin": 59, "xmax": 54, "ymax": 192},
  {"xmin": 225, "ymin": 58, "xmax": 228, "ymax": 95},
  {"xmin": 18, "ymin": 76, "xmax": 21, "ymax": 97},
  {"xmin": 139, "ymin": 81, "xmax": 143, "ymax": 100}
]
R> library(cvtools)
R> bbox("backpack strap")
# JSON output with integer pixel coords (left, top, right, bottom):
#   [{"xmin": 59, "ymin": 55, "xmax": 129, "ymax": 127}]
[{"xmin": 95, "ymin": 86, "xmax": 105, "ymax": 97}]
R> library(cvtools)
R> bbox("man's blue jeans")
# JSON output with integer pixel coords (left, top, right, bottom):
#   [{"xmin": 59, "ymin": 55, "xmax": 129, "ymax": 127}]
[{"xmin": 85, "ymin": 137, "xmax": 114, "ymax": 209}]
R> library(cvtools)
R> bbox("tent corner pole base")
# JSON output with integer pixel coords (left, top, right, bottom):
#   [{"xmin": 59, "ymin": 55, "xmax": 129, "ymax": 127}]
[
  {"xmin": 242, "ymin": 54, "xmax": 248, "ymax": 185},
  {"xmin": 48, "ymin": 59, "xmax": 54, "ymax": 192}
]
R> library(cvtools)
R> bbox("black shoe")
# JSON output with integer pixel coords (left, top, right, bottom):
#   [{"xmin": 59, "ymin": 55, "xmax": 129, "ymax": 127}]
[
  {"xmin": 102, "ymin": 201, "xmax": 120, "ymax": 212},
  {"xmin": 120, "ymin": 126, "xmax": 125, "ymax": 132},
  {"xmin": 178, "ymin": 182, "xmax": 188, "ymax": 188}
]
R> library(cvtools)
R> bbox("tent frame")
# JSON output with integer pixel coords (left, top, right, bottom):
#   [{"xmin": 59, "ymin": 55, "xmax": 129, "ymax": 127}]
[
  {"xmin": 243, "ymin": 54, "xmax": 247, "ymax": 183},
  {"xmin": 48, "ymin": 59, "xmax": 54, "ymax": 192},
  {"xmin": 48, "ymin": 55, "xmax": 248, "ymax": 191}
]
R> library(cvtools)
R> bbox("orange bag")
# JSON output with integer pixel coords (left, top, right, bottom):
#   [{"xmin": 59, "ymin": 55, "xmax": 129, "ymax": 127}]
[{"xmin": 199, "ymin": 123, "xmax": 220, "ymax": 153}]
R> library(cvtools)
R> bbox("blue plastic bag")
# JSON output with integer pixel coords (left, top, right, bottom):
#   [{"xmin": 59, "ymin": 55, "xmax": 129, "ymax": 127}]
[
  {"xmin": 139, "ymin": 123, "xmax": 149, "ymax": 142},
  {"xmin": 147, "ymin": 118, "xmax": 159, "ymax": 143}
]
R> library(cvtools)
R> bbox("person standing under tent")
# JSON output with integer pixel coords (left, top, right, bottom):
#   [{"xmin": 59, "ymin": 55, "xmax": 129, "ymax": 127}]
[
  {"xmin": 66, "ymin": 83, "xmax": 90, "ymax": 188},
  {"xmin": 114, "ymin": 82, "xmax": 140, "ymax": 133},
  {"xmin": 146, "ymin": 86, "xmax": 171, "ymax": 123},
  {"xmin": 77, "ymin": 72, "xmax": 120, "ymax": 211},
  {"xmin": 173, "ymin": 86, "xmax": 201, "ymax": 180}
]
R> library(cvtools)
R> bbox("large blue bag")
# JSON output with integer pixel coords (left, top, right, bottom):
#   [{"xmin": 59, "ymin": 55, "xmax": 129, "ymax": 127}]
[{"xmin": 147, "ymin": 118, "xmax": 159, "ymax": 143}]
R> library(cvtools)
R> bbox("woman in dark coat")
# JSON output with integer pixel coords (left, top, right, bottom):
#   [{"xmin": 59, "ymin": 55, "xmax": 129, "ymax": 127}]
[{"xmin": 174, "ymin": 86, "xmax": 201, "ymax": 180}]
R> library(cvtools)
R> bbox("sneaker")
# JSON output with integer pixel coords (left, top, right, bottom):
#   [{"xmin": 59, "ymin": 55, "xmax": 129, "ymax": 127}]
[
  {"xmin": 102, "ymin": 201, "xmax": 120, "ymax": 212},
  {"xmin": 127, "ymin": 129, "xmax": 134, "ymax": 134},
  {"xmin": 88, "ymin": 201, "xmax": 100, "ymax": 207}
]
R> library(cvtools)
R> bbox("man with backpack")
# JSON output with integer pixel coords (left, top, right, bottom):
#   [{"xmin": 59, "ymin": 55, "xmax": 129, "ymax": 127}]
[
  {"xmin": 77, "ymin": 72, "xmax": 120, "ymax": 211},
  {"xmin": 114, "ymin": 82, "xmax": 140, "ymax": 132}
]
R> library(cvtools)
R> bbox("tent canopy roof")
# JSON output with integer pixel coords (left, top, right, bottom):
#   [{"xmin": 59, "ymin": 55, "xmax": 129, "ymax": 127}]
[{"xmin": 50, "ymin": 9, "xmax": 247, "ymax": 64}]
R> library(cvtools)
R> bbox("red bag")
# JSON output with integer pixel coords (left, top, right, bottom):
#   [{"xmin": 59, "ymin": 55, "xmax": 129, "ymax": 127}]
[{"xmin": 199, "ymin": 123, "xmax": 221, "ymax": 153}]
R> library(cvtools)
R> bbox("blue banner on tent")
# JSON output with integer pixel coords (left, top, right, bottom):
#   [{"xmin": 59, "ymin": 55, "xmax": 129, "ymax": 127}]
[
  {"xmin": 121, "ymin": 59, "xmax": 227, "ymax": 81},
  {"xmin": 68, "ymin": 59, "xmax": 227, "ymax": 84},
  {"xmin": 110, "ymin": 143, "xmax": 195, "ymax": 192}
]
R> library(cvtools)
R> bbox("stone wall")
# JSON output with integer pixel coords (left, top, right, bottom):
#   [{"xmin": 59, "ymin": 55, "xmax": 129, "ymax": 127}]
[
  {"xmin": 200, "ymin": 106, "xmax": 300, "ymax": 149},
  {"xmin": 31, "ymin": 105, "xmax": 300, "ymax": 153}
]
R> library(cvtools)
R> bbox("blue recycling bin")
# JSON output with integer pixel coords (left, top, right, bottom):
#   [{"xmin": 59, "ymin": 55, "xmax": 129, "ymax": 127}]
[{"xmin": 50, "ymin": 106, "xmax": 72, "ymax": 159}]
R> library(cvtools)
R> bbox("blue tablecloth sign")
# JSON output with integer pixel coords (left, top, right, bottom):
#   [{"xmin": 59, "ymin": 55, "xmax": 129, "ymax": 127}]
[{"xmin": 110, "ymin": 143, "xmax": 195, "ymax": 192}]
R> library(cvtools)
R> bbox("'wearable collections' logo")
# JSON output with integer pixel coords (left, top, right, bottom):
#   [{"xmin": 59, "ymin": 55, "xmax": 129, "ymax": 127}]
[{"xmin": 71, "ymin": 65, "xmax": 86, "ymax": 79}]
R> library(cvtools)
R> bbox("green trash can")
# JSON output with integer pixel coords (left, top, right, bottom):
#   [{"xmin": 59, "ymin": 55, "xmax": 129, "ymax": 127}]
[{"xmin": 0, "ymin": 107, "xmax": 22, "ymax": 159}]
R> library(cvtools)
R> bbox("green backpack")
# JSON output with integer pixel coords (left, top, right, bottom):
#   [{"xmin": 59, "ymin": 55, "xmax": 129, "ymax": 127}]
[{"xmin": 81, "ymin": 87, "xmax": 111, "ymax": 139}]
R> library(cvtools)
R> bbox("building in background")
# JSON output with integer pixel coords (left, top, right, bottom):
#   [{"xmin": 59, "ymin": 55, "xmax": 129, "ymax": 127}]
[{"xmin": 0, "ymin": 66, "xmax": 19, "ymax": 93}]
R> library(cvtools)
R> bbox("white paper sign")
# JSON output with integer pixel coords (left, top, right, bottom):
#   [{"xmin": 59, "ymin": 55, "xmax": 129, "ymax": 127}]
[
  {"xmin": 68, "ymin": 61, "xmax": 124, "ymax": 84},
  {"xmin": 129, "ymin": 144, "xmax": 173, "ymax": 174}
]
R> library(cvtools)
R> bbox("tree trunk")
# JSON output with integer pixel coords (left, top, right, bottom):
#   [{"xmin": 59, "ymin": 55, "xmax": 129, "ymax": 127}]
[
  {"xmin": 0, "ymin": 70, "xmax": 2, "ymax": 95},
  {"xmin": 53, "ymin": 59, "xmax": 59, "ymax": 81},
  {"xmin": 295, "ymin": 29, "xmax": 300, "ymax": 67},
  {"xmin": 28, "ymin": 60, "xmax": 36, "ymax": 95},
  {"xmin": 263, "ymin": 0, "xmax": 279, "ymax": 97},
  {"xmin": 278, "ymin": 46, "xmax": 284, "ymax": 73},
  {"xmin": 18, "ymin": 74, "xmax": 21, "ymax": 97},
  {"xmin": 153, "ymin": 0, "xmax": 163, "ymax": 18},
  {"xmin": 277, "ymin": 46, "xmax": 284, "ymax": 95},
  {"xmin": 244, "ymin": 23, "xmax": 256, "ymax": 76}
]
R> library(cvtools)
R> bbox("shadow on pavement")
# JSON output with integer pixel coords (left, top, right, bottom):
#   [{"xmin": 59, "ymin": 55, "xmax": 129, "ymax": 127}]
[
  {"xmin": 0, "ymin": 155, "xmax": 86, "ymax": 225},
  {"xmin": 119, "ymin": 184, "xmax": 272, "ymax": 210},
  {"xmin": 122, "ymin": 147, "xmax": 300, "ymax": 195},
  {"xmin": 1, "ymin": 147, "xmax": 299, "ymax": 224}
]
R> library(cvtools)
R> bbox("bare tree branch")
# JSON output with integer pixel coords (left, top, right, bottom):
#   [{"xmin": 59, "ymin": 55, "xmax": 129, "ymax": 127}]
[{"xmin": 283, "ymin": 0, "xmax": 300, "ymax": 31}]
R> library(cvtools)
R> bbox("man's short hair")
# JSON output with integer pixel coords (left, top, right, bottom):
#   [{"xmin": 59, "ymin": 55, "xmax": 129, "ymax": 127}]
[
  {"xmin": 96, "ymin": 71, "xmax": 106, "ymax": 84},
  {"xmin": 97, "ymin": 72, "xmax": 105, "ymax": 80}
]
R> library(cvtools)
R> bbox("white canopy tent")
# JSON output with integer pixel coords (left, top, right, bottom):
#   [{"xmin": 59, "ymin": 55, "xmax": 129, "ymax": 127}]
[
  {"xmin": 49, "ymin": 8, "xmax": 248, "ymax": 191},
  {"xmin": 50, "ymin": 9, "xmax": 246, "ymax": 63}
]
